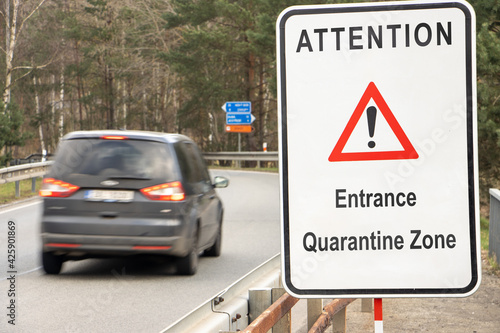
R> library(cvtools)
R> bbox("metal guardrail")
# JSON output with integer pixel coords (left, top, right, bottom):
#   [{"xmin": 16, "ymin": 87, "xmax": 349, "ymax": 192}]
[
  {"xmin": 160, "ymin": 253, "xmax": 356, "ymax": 333},
  {"xmin": 0, "ymin": 152, "xmax": 279, "ymax": 186},
  {"xmin": 0, "ymin": 161, "xmax": 52, "ymax": 197},
  {"xmin": 308, "ymin": 298, "xmax": 356, "ymax": 333},
  {"xmin": 204, "ymin": 151, "xmax": 279, "ymax": 162},
  {"xmin": 0, "ymin": 152, "xmax": 278, "ymax": 198},
  {"xmin": 0, "ymin": 161, "xmax": 52, "ymax": 184},
  {"xmin": 161, "ymin": 254, "xmax": 281, "ymax": 332},
  {"xmin": 241, "ymin": 292, "xmax": 299, "ymax": 333}
]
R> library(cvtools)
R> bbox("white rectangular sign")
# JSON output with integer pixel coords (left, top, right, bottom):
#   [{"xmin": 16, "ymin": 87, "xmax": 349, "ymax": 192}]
[{"xmin": 277, "ymin": 0, "xmax": 480, "ymax": 298}]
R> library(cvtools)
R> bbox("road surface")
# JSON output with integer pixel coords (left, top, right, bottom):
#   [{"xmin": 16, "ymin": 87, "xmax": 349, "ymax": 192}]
[{"xmin": 0, "ymin": 170, "xmax": 280, "ymax": 332}]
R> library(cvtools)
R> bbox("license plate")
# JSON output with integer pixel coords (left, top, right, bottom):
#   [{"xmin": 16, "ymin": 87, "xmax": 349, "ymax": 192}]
[{"xmin": 84, "ymin": 190, "xmax": 134, "ymax": 202}]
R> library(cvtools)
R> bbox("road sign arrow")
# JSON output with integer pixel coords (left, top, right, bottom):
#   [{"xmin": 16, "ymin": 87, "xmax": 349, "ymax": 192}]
[
  {"xmin": 226, "ymin": 113, "xmax": 254, "ymax": 124},
  {"xmin": 222, "ymin": 101, "xmax": 251, "ymax": 113}
]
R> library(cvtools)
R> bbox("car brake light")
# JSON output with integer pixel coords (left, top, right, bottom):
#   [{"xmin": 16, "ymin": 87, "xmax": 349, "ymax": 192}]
[
  {"xmin": 140, "ymin": 181, "xmax": 185, "ymax": 201},
  {"xmin": 101, "ymin": 135, "xmax": 128, "ymax": 140},
  {"xmin": 46, "ymin": 243, "xmax": 81, "ymax": 248},
  {"xmin": 39, "ymin": 178, "xmax": 80, "ymax": 198}
]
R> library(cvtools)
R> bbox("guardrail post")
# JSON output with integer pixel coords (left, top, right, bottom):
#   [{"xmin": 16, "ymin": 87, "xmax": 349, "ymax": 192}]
[
  {"xmin": 15, "ymin": 180, "xmax": 20, "ymax": 197},
  {"xmin": 249, "ymin": 288, "xmax": 272, "ymax": 333},
  {"xmin": 309, "ymin": 299, "xmax": 355, "ymax": 333},
  {"xmin": 361, "ymin": 299, "xmax": 373, "ymax": 312},
  {"xmin": 331, "ymin": 306, "xmax": 347, "ymax": 333},
  {"xmin": 241, "ymin": 292, "xmax": 299, "ymax": 333},
  {"xmin": 307, "ymin": 299, "xmax": 323, "ymax": 330},
  {"xmin": 272, "ymin": 288, "xmax": 290, "ymax": 333},
  {"xmin": 32, "ymin": 177, "xmax": 37, "ymax": 193},
  {"xmin": 489, "ymin": 189, "xmax": 500, "ymax": 266}
]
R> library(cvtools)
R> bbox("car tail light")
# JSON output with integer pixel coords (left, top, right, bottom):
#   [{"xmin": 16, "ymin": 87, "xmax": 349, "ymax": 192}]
[
  {"xmin": 39, "ymin": 178, "xmax": 80, "ymax": 198},
  {"xmin": 46, "ymin": 243, "xmax": 81, "ymax": 248},
  {"xmin": 140, "ymin": 181, "xmax": 185, "ymax": 201},
  {"xmin": 100, "ymin": 135, "xmax": 128, "ymax": 140}
]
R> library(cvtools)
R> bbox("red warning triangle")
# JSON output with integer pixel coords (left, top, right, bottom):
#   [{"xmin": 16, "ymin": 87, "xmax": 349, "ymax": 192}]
[{"xmin": 328, "ymin": 82, "xmax": 419, "ymax": 162}]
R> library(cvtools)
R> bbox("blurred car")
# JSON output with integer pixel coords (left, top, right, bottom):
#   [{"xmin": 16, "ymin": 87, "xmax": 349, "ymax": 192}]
[{"xmin": 39, "ymin": 130, "xmax": 228, "ymax": 275}]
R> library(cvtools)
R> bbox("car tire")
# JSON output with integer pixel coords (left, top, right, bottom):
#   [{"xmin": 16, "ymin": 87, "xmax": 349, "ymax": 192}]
[
  {"xmin": 204, "ymin": 223, "xmax": 222, "ymax": 257},
  {"xmin": 42, "ymin": 252, "xmax": 63, "ymax": 275},
  {"xmin": 177, "ymin": 233, "xmax": 198, "ymax": 275}
]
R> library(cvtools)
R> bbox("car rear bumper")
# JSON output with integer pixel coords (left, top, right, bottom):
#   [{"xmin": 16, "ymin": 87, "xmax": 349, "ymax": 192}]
[
  {"xmin": 41, "ymin": 215, "xmax": 191, "ymax": 257},
  {"xmin": 42, "ymin": 233, "xmax": 185, "ymax": 256}
]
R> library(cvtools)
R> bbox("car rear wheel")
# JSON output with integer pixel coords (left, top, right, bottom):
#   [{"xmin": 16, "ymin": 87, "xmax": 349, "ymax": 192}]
[
  {"xmin": 42, "ymin": 252, "xmax": 64, "ymax": 275},
  {"xmin": 177, "ymin": 233, "xmax": 198, "ymax": 275}
]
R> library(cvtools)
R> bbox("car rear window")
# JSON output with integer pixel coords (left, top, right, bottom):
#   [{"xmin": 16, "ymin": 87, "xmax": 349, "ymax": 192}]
[{"xmin": 49, "ymin": 138, "xmax": 178, "ymax": 182}]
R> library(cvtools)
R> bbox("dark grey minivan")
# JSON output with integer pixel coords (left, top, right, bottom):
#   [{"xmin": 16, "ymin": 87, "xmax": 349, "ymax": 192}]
[{"xmin": 40, "ymin": 130, "xmax": 228, "ymax": 275}]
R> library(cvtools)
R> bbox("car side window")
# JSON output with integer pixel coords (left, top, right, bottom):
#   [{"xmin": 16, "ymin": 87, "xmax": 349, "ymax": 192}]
[
  {"xmin": 186, "ymin": 144, "xmax": 204, "ymax": 183},
  {"xmin": 188, "ymin": 144, "xmax": 211, "ymax": 183},
  {"xmin": 174, "ymin": 142, "xmax": 212, "ymax": 194},
  {"xmin": 189, "ymin": 143, "xmax": 213, "ymax": 194},
  {"xmin": 174, "ymin": 142, "xmax": 195, "ymax": 184}
]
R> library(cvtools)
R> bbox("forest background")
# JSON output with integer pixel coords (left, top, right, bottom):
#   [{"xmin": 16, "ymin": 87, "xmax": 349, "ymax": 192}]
[{"xmin": 0, "ymin": 0, "xmax": 499, "ymax": 203}]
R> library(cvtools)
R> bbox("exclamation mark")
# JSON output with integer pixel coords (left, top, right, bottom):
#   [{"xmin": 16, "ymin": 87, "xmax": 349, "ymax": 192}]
[{"xmin": 367, "ymin": 106, "xmax": 377, "ymax": 148}]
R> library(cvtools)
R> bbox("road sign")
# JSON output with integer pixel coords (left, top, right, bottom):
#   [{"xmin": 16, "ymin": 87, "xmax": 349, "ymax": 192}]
[
  {"xmin": 222, "ymin": 101, "xmax": 251, "ymax": 113},
  {"xmin": 277, "ymin": 0, "xmax": 479, "ymax": 298},
  {"xmin": 225, "ymin": 125, "xmax": 253, "ymax": 133},
  {"xmin": 226, "ymin": 113, "xmax": 256, "ymax": 125}
]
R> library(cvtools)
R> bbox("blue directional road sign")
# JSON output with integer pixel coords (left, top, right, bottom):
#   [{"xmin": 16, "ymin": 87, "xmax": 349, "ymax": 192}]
[
  {"xmin": 222, "ymin": 101, "xmax": 251, "ymax": 113},
  {"xmin": 226, "ymin": 112, "xmax": 256, "ymax": 125}
]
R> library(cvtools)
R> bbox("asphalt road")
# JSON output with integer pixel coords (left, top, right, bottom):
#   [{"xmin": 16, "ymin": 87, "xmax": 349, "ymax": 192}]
[{"xmin": 0, "ymin": 170, "xmax": 280, "ymax": 332}]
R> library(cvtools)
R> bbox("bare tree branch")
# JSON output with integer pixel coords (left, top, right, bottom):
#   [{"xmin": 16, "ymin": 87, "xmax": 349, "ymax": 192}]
[
  {"xmin": 17, "ymin": 0, "xmax": 47, "ymax": 36},
  {"xmin": 4, "ymin": 53, "xmax": 55, "ymax": 92}
]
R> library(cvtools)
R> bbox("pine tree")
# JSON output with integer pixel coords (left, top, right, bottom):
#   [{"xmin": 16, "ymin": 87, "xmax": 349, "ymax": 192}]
[
  {"xmin": 163, "ymin": 0, "xmax": 327, "ymax": 152},
  {"xmin": 473, "ymin": 0, "xmax": 500, "ymax": 193}
]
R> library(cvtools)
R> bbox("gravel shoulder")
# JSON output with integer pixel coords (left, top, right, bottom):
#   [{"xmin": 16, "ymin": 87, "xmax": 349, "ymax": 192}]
[{"xmin": 346, "ymin": 251, "xmax": 500, "ymax": 332}]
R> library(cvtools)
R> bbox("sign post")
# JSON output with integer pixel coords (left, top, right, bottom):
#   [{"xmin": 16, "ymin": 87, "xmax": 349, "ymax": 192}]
[{"xmin": 277, "ymin": 0, "xmax": 479, "ymax": 298}]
